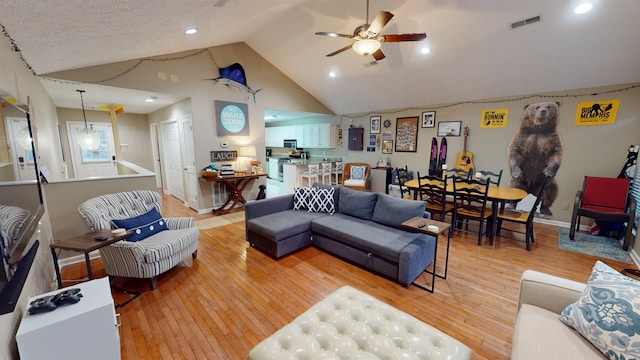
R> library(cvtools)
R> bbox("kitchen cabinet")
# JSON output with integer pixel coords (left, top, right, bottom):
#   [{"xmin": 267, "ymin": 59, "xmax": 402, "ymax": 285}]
[
  {"xmin": 265, "ymin": 124, "xmax": 336, "ymax": 149},
  {"xmin": 16, "ymin": 277, "xmax": 120, "ymax": 360},
  {"xmin": 348, "ymin": 127, "xmax": 364, "ymax": 150}
]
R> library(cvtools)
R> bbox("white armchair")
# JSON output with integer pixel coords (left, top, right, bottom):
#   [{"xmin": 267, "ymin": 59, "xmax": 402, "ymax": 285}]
[{"xmin": 77, "ymin": 190, "xmax": 198, "ymax": 290}]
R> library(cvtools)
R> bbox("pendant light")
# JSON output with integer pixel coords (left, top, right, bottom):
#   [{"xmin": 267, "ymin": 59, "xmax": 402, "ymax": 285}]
[{"xmin": 76, "ymin": 89, "xmax": 100, "ymax": 150}]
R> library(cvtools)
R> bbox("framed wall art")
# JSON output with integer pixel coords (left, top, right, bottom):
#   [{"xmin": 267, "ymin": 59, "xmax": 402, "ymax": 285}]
[
  {"xmin": 395, "ymin": 116, "xmax": 419, "ymax": 152},
  {"xmin": 382, "ymin": 139, "xmax": 393, "ymax": 154},
  {"xmin": 437, "ymin": 121, "xmax": 462, "ymax": 137},
  {"xmin": 421, "ymin": 111, "xmax": 436, "ymax": 128},
  {"xmin": 370, "ymin": 116, "xmax": 381, "ymax": 134}
]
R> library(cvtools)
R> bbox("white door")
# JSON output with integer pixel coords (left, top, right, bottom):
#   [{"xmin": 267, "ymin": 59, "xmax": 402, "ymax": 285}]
[
  {"xmin": 6, "ymin": 117, "xmax": 36, "ymax": 181},
  {"xmin": 160, "ymin": 120, "xmax": 185, "ymax": 201},
  {"xmin": 180, "ymin": 115, "xmax": 198, "ymax": 210},
  {"xmin": 150, "ymin": 123, "xmax": 163, "ymax": 188},
  {"xmin": 67, "ymin": 122, "xmax": 118, "ymax": 178}
]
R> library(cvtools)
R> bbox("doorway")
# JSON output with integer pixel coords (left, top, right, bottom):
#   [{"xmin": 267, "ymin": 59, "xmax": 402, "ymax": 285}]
[{"xmin": 66, "ymin": 122, "xmax": 118, "ymax": 178}]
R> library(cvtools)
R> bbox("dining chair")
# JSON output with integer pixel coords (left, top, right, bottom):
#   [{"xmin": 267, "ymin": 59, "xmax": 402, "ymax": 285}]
[
  {"xmin": 417, "ymin": 171, "xmax": 454, "ymax": 225},
  {"xmin": 331, "ymin": 162, "xmax": 343, "ymax": 185},
  {"xmin": 395, "ymin": 166, "xmax": 413, "ymax": 200},
  {"xmin": 451, "ymin": 176, "xmax": 491, "ymax": 245},
  {"xmin": 496, "ymin": 177, "xmax": 549, "ymax": 250},
  {"xmin": 446, "ymin": 168, "xmax": 472, "ymax": 180},
  {"xmin": 475, "ymin": 169, "xmax": 503, "ymax": 186},
  {"xmin": 300, "ymin": 164, "xmax": 319, "ymax": 187},
  {"xmin": 320, "ymin": 162, "xmax": 332, "ymax": 184}
]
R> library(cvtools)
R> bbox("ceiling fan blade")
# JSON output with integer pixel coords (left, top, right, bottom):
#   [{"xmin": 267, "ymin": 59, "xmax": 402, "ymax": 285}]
[
  {"xmin": 367, "ymin": 11, "xmax": 394, "ymax": 35},
  {"xmin": 326, "ymin": 44, "xmax": 354, "ymax": 57},
  {"xmin": 382, "ymin": 33, "xmax": 427, "ymax": 42},
  {"xmin": 315, "ymin": 31, "xmax": 353, "ymax": 39},
  {"xmin": 372, "ymin": 49, "xmax": 385, "ymax": 61}
]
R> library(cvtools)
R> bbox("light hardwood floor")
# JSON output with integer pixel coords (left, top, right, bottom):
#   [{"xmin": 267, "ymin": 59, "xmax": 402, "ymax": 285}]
[{"xmin": 61, "ymin": 192, "xmax": 636, "ymax": 359}]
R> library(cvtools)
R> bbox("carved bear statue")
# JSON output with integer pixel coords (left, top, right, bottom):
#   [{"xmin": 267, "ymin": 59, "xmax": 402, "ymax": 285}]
[{"xmin": 507, "ymin": 101, "xmax": 562, "ymax": 215}]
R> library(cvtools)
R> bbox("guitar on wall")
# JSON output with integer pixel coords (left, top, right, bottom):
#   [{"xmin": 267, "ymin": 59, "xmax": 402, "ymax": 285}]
[{"xmin": 454, "ymin": 126, "xmax": 475, "ymax": 172}]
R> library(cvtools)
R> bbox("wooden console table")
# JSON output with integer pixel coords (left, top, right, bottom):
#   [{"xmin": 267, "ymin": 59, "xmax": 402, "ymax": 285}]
[{"xmin": 202, "ymin": 173, "xmax": 266, "ymax": 214}]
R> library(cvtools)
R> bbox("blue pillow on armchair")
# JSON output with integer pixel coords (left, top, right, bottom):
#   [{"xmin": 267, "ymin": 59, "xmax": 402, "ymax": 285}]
[{"xmin": 111, "ymin": 208, "xmax": 168, "ymax": 242}]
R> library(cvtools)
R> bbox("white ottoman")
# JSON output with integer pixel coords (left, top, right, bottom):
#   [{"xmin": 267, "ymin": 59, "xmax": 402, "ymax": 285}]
[{"xmin": 248, "ymin": 286, "xmax": 472, "ymax": 360}]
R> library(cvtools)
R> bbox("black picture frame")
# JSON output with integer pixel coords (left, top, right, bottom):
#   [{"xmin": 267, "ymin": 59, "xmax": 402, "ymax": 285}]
[
  {"xmin": 437, "ymin": 121, "xmax": 462, "ymax": 137},
  {"xmin": 421, "ymin": 111, "xmax": 436, "ymax": 128},
  {"xmin": 370, "ymin": 116, "xmax": 381, "ymax": 134}
]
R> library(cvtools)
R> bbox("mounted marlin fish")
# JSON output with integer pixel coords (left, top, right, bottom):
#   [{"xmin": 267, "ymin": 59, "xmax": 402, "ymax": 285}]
[{"xmin": 207, "ymin": 63, "xmax": 262, "ymax": 102}]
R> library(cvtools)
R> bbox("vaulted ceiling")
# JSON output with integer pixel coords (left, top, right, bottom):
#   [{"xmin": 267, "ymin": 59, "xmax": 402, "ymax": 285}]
[{"xmin": 1, "ymin": 0, "xmax": 638, "ymax": 115}]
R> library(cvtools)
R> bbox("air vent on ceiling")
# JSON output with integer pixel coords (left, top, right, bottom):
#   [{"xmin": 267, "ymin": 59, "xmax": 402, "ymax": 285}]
[{"xmin": 510, "ymin": 15, "xmax": 541, "ymax": 30}]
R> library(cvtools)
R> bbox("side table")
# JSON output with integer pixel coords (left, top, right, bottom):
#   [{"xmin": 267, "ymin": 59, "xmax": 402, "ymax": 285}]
[
  {"xmin": 50, "ymin": 230, "xmax": 132, "ymax": 289},
  {"xmin": 401, "ymin": 217, "xmax": 452, "ymax": 293}
]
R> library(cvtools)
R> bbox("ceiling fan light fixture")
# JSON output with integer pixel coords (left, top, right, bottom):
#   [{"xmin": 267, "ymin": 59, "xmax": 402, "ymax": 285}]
[{"xmin": 352, "ymin": 39, "xmax": 381, "ymax": 56}]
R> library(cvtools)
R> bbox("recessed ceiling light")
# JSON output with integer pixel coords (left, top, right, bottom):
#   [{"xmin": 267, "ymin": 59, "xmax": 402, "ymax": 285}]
[
  {"xmin": 329, "ymin": 72, "xmax": 336, "ymax": 78},
  {"xmin": 145, "ymin": 97, "xmax": 157, "ymax": 103},
  {"xmin": 574, "ymin": 3, "xmax": 592, "ymax": 14},
  {"xmin": 420, "ymin": 47, "xmax": 431, "ymax": 54},
  {"xmin": 185, "ymin": 28, "xmax": 198, "ymax": 35}
]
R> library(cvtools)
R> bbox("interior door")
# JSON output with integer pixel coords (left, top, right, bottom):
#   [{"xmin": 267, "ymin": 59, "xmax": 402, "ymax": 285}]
[
  {"xmin": 6, "ymin": 117, "xmax": 36, "ymax": 181},
  {"xmin": 160, "ymin": 120, "xmax": 185, "ymax": 201},
  {"xmin": 66, "ymin": 122, "xmax": 118, "ymax": 178},
  {"xmin": 180, "ymin": 115, "xmax": 198, "ymax": 209},
  {"xmin": 150, "ymin": 123, "xmax": 163, "ymax": 188}
]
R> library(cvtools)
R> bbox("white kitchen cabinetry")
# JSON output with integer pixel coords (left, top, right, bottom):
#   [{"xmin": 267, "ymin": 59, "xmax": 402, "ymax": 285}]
[
  {"xmin": 267, "ymin": 124, "xmax": 336, "ymax": 149},
  {"xmin": 16, "ymin": 277, "xmax": 120, "ymax": 360}
]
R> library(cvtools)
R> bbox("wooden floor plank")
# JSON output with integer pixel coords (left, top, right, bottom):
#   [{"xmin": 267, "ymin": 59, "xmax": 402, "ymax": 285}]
[{"xmin": 60, "ymin": 191, "xmax": 636, "ymax": 360}]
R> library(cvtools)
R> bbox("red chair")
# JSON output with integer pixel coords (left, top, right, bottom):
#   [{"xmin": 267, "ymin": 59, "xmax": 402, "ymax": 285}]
[{"xmin": 570, "ymin": 176, "xmax": 636, "ymax": 250}]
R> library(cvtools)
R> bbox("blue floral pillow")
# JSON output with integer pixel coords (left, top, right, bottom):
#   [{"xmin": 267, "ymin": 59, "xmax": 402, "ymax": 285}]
[
  {"xmin": 293, "ymin": 187, "xmax": 310, "ymax": 210},
  {"xmin": 308, "ymin": 187, "xmax": 335, "ymax": 214},
  {"xmin": 111, "ymin": 208, "xmax": 168, "ymax": 242},
  {"xmin": 559, "ymin": 261, "xmax": 640, "ymax": 359},
  {"xmin": 350, "ymin": 166, "xmax": 366, "ymax": 180}
]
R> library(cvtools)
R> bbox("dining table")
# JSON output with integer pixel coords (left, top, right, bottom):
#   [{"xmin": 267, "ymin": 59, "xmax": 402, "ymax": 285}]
[{"xmin": 403, "ymin": 178, "xmax": 528, "ymax": 244}]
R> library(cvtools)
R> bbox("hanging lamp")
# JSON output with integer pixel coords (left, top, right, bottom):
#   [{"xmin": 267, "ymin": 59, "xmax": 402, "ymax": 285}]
[{"xmin": 76, "ymin": 89, "xmax": 100, "ymax": 150}]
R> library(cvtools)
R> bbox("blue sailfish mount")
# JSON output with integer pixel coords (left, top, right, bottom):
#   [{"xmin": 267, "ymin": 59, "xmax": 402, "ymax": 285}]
[{"xmin": 208, "ymin": 63, "xmax": 262, "ymax": 102}]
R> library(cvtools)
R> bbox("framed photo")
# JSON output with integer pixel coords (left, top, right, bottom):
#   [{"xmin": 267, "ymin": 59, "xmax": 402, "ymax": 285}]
[
  {"xmin": 395, "ymin": 116, "xmax": 419, "ymax": 152},
  {"xmin": 421, "ymin": 111, "xmax": 436, "ymax": 128},
  {"xmin": 437, "ymin": 121, "xmax": 462, "ymax": 137},
  {"xmin": 382, "ymin": 139, "xmax": 393, "ymax": 154},
  {"xmin": 370, "ymin": 116, "xmax": 381, "ymax": 134}
]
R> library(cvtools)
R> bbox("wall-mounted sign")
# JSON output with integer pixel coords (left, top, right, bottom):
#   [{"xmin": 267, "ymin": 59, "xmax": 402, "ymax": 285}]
[
  {"xmin": 480, "ymin": 108, "xmax": 509, "ymax": 128},
  {"xmin": 215, "ymin": 100, "xmax": 249, "ymax": 136},
  {"xmin": 210, "ymin": 151, "xmax": 237, "ymax": 162},
  {"xmin": 575, "ymin": 99, "xmax": 620, "ymax": 126}
]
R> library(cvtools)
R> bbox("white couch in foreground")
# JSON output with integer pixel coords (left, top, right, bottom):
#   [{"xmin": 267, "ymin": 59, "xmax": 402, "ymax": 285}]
[{"xmin": 513, "ymin": 262, "xmax": 640, "ymax": 359}]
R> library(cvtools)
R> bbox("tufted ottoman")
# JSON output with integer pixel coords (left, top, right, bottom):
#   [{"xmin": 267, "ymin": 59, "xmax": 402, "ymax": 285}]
[{"xmin": 248, "ymin": 286, "xmax": 472, "ymax": 359}]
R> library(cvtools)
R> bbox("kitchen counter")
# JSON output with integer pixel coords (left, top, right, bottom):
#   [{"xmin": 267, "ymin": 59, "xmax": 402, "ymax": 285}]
[{"xmin": 282, "ymin": 159, "xmax": 341, "ymax": 193}]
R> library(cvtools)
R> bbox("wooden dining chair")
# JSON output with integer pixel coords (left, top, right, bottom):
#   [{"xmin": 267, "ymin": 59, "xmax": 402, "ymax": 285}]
[
  {"xmin": 417, "ymin": 171, "xmax": 454, "ymax": 223},
  {"xmin": 475, "ymin": 169, "xmax": 503, "ymax": 186},
  {"xmin": 446, "ymin": 168, "xmax": 472, "ymax": 180},
  {"xmin": 395, "ymin": 166, "xmax": 413, "ymax": 200},
  {"xmin": 496, "ymin": 177, "xmax": 549, "ymax": 250},
  {"xmin": 452, "ymin": 176, "xmax": 491, "ymax": 245}
]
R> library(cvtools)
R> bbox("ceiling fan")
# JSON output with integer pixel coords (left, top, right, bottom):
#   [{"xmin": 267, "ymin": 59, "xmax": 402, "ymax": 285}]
[{"xmin": 315, "ymin": 0, "xmax": 426, "ymax": 61}]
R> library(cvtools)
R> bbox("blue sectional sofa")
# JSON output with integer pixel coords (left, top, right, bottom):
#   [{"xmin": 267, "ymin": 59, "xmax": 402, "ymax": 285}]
[{"xmin": 245, "ymin": 185, "xmax": 436, "ymax": 287}]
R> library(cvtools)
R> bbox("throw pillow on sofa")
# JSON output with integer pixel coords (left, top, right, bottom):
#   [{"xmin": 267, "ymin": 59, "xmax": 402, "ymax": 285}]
[
  {"xmin": 308, "ymin": 187, "xmax": 335, "ymax": 214},
  {"xmin": 372, "ymin": 194, "xmax": 426, "ymax": 229},
  {"xmin": 559, "ymin": 260, "xmax": 640, "ymax": 359},
  {"xmin": 111, "ymin": 207, "xmax": 168, "ymax": 242},
  {"xmin": 293, "ymin": 187, "xmax": 311, "ymax": 210},
  {"xmin": 338, "ymin": 187, "xmax": 377, "ymax": 220}
]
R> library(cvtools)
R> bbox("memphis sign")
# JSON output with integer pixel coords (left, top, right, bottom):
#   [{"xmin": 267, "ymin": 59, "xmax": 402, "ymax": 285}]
[{"xmin": 575, "ymin": 99, "xmax": 620, "ymax": 125}]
